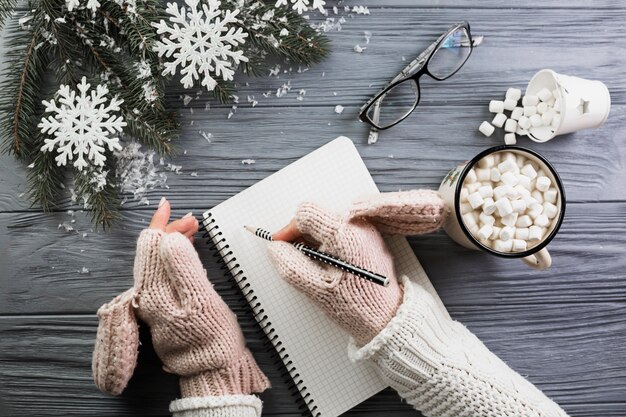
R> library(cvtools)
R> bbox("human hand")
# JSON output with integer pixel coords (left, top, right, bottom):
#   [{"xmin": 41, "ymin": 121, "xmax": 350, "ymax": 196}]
[{"xmin": 93, "ymin": 198, "xmax": 270, "ymax": 398}]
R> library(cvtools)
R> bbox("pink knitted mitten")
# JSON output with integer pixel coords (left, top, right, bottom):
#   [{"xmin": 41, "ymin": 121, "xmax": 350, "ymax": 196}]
[
  {"xmin": 349, "ymin": 190, "xmax": 448, "ymax": 235},
  {"xmin": 93, "ymin": 229, "xmax": 270, "ymax": 398},
  {"xmin": 268, "ymin": 202, "xmax": 404, "ymax": 344}
]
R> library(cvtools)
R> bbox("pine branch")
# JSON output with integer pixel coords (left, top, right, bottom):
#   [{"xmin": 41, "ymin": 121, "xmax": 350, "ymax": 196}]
[
  {"xmin": 0, "ymin": 19, "xmax": 50, "ymax": 159},
  {"xmin": 73, "ymin": 162, "xmax": 122, "ymax": 230},
  {"xmin": 27, "ymin": 135, "xmax": 66, "ymax": 212},
  {"xmin": 0, "ymin": 0, "xmax": 17, "ymax": 29}
]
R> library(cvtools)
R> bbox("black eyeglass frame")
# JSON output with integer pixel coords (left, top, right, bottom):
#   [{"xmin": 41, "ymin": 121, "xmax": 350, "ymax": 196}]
[{"xmin": 359, "ymin": 21, "xmax": 473, "ymax": 131}]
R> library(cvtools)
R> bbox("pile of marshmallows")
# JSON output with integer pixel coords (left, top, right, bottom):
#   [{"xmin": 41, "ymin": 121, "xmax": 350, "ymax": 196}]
[
  {"xmin": 478, "ymin": 87, "xmax": 562, "ymax": 144},
  {"xmin": 460, "ymin": 151, "xmax": 560, "ymax": 253}
]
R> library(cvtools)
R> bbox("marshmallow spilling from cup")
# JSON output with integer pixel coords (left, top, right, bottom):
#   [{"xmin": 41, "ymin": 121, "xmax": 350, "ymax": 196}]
[{"xmin": 438, "ymin": 146, "xmax": 565, "ymax": 270}]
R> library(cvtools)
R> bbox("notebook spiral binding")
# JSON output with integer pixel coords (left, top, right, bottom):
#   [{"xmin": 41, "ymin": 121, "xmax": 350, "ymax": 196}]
[{"xmin": 200, "ymin": 213, "xmax": 321, "ymax": 417}]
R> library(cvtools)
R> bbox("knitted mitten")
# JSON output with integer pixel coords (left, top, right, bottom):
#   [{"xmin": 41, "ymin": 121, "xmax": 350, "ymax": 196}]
[
  {"xmin": 348, "ymin": 190, "xmax": 448, "ymax": 235},
  {"xmin": 93, "ymin": 229, "xmax": 269, "ymax": 417},
  {"xmin": 268, "ymin": 196, "xmax": 569, "ymax": 417}
]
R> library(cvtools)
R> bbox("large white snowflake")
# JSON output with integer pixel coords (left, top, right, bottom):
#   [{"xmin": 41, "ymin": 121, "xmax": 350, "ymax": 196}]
[
  {"xmin": 152, "ymin": 0, "xmax": 248, "ymax": 91},
  {"xmin": 65, "ymin": 0, "xmax": 101, "ymax": 12},
  {"xmin": 275, "ymin": 0, "xmax": 325, "ymax": 14},
  {"xmin": 39, "ymin": 77, "xmax": 126, "ymax": 171}
]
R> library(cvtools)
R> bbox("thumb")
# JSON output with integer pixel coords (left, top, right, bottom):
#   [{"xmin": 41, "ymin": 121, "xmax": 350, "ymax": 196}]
[
  {"xmin": 349, "ymin": 190, "xmax": 448, "ymax": 235},
  {"xmin": 267, "ymin": 241, "xmax": 334, "ymax": 303}
]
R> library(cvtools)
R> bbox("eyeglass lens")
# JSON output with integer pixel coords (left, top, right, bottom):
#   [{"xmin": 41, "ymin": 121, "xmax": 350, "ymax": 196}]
[
  {"xmin": 366, "ymin": 80, "xmax": 419, "ymax": 129},
  {"xmin": 428, "ymin": 27, "xmax": 471, "ymax": 80}
]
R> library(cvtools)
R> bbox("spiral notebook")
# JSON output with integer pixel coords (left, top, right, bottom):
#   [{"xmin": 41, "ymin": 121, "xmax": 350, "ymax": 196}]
[{"xmin": 201, "ymin": 136, "xmax": 443, "ymax": 417}]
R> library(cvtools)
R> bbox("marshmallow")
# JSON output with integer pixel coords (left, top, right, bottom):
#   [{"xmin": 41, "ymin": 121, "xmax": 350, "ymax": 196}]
[
  {"xmin": 495, "ymin": 198, "xmax": 513, "ymax": 216},
  {"xmin": 551, "ymin": 114, "xmax": 561, "ymax": 129},
  {"xmin": 468, "ymin": 191, "xmax": 485, "ymax": 209},
  {"xmin": 534, "ymin": 214, "xmax": 550, "ymax": 227},
  {"xmin": 506, "ymin": 88, "xmax": 522, "ymax": 101},
  {"xmin": 541, "ymin": 110, "xmax": 554, "ymax": 126},
  {"xmin": 460, "ymin": 202, "xmax": 473, "ymax": 214},
  {"xmin": 528, "ymin": 202, "xmax": 544, "ymax": 219},
  {"xmin": 499, "ymin": 226, "xmax": 515, "ymax": 241},
  {"xmin": 528, "ymin": 225, "xmax": 544, "ymax": 242},
  {"xmin": 543, "ymin": 202, "xmax": 559, "ymax": 219},
  {"xmin": 523, "ymin": 106, "xmax": 537, "ymax": 117},
  {"xmin": 521, "ymin": 163, "xmax": 537, "ymax": 179},
  {"xmin": 479, "ymin": 212, "xmax": 496, "ymax": 225},
  {"xmin": 503, "ymin": 98, "xmax": 517, "ymax": 111},
  {"xmin": 500, "ymin": 171, "xmax": 519, "ymax": 186},
  {"xmin": 523, "ymin": 194, "xmax": 538, "ymax": 207},
  {"xmin": 497, "ymin": 158, "xmax": 517, "ymax": 173},
  {"xmin": 476, "ymin": 168, "xmax": 490, "ymax": 182},
  {"xmin": 492, "ymin": 113, "xmax": 507, "ymax": 128},
  {"xmin": 478, "ymin": 155, "xmax": 495, "ymax": 168},
  {"xmin": 490, "ymin": 226, "xmax": 502, "ymax": 240},
  {"xmin": 537, "ymin": 88, "xmax": 553, "ymax": 102},
  {"xmin": 518, "ymin": 115, "xmax": 531, "ymax": 130},
  {"xmin": 469, "ymin": 224, "xmax": 480, "ymax": 235},
  {"xmin": 489, "ymin": 100, "xmax": 505, "ymax": 113},
  {"xmin": 478, "ymin": 184, "xmax": 493, "ymax": 198},
  {"xmin": 529, "ymin": 114, "xmax": 543, "ymax": 127},
  {"xmin": 544, "ymin": 188, "xmax": 558, "ymax": 204},
  {"xmin": 504, "ymin": 119, "xmax": 517, "ymax": 133},
  {"xmin": 531, "ymin": 190, "xmax": 544, "ymax": 203},
  {"xmin": 515, "ymin": 227, "xmax": 530, "ymax": 240},
  {"xmin": 465, "ymin": 168, "xmax": 477, "ymax": 183},
  {"xmin": 553, "ymin": 98, "xmax": 562, "ymax": 112},
  {"xmin": 536, "ymin": 176, "xmax": 551, "ymax": 192},
  {"xmin": 512, "ymin": 239, "xmax": 527, "ymax": 252},
  {"xmin": 483, "ymin": 197, "xmax": 496, "ymax": 215},
  {"xmin": 466, "ymin": 182, "xmax": 481, "ymax": 193},
  {"xmin": 479, "ymin": 121, "xmax": 496, "ymax": 137},
  {"xmin": 516, "ymin": 214, "xmax": 533, "ymax": 228},
  {"xmin": 517, "ymin": 174, "xmax": 531, "ymax": 190},
  {"xmin": 501, "ymin": 212, "xmax": 518, "ymax": 227},
  {"xmin": 493, "ymin": 185, "xmax": 510, "ymax": 200},
  {"xmin": 462, "ymin": 212, "xmax": 477, "ymax": 228},
  {"xmin": 511, "ymin": 107, "xmax": 524, "ymax": 120},
  {"xmin": 490, "ymin": 167, "xmax": 501, "ymax": 182},
  {"xmin": 494, "ymin": 239, "xmax": 513, "ymax": 252},
  {"xmin": 516, "ymin": 155, "xmax": 526, "ymax": 168},
  {"xmin": 514, "ymin": 184, "xmax": 531, "ymax": 197},
  {"xmin": 537, "ymin": 102, "xmax": 548, "ymax": 114},
  {"xmin": 504, "ymin": 133, "xmax": 516, "ymax": 145},
  {"xmin": 511, "ymin": 199, "xmax": 527, "ymax": 214},
  {"xmin": 522, "ymin": 95, "xmax": 539, "ymax": 106},
  {"xmin": 477, "ymin": 224, "xmax": 493, "ymax": 241}
]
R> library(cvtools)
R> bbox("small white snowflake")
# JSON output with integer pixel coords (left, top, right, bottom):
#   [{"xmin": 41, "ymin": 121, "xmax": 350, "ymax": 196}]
[
  {"xmin": 152, "ymin": 0, "xmax": 248, "ymax": 91},
  {"xmin": 275, "ymin": 0, "xmax": 325, "ymax": 14},
  {"xmin": 66, "ymin": 0, "xmax": 101, "ymax": 12},
  {"xmin": 39, "ymin": 77, "xmax": 126, "ymax": 170}
]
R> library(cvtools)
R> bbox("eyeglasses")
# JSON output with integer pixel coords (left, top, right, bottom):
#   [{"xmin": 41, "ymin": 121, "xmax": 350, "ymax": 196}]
[{"xmin": 359, "ymin": 22, "xmax": 479, "ymax": 143}]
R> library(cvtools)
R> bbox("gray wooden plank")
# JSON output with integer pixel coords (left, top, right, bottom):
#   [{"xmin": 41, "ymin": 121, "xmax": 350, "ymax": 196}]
[
  {"xmin": 1, "ymin": 302, "xmax": 624, "ymax": 416},
  {"xmin": 0, "ymin": 201, "xmax": 624, "ymax": 315},
  {"xmin": 0, "ymin": 104, "xmax": 623, "ymax": 213}
]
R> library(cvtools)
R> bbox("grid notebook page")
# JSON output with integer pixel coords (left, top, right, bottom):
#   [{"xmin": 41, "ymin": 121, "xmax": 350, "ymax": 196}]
[{"xmin": 203, "ymin": 136, "xmax": 444, "ymax": 417}]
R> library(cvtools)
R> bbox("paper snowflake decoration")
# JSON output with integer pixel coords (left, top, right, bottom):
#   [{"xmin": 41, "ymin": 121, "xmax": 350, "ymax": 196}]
[
  {"xmin": 275, "ymin": 0, "xmax": 325, "ymax": 14},
  {"xmin": 152, "ymin": 0, "xmax": 248, "ymax": 91},
  {"xmin": 66, "ymin": 0, "xmax": 101, "ymax": 12},
  {"xmin": 39, "ymin": 77, "xmax": 126, "ymax": 171}
]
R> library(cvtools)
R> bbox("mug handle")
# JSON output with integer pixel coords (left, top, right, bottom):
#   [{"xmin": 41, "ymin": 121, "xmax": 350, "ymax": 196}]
[{"xmin": 522, "ymin": 247, "xmax": 552, "ymax": 270}]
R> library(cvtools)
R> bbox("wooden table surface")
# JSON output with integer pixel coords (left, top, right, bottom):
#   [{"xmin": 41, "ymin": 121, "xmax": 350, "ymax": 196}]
[{"xmin": 1, "ymin": 1, "xmax": 625, "ymax": 416}]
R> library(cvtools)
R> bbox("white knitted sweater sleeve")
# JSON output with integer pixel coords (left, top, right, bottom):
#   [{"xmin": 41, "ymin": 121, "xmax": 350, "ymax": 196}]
[
  {"xmin": 170, "ymin": 394, "xmax": 262, "ymax": 417},
  {"xmin": 348, "ymin": 276, "xmax": 570, "ymax": 417}
]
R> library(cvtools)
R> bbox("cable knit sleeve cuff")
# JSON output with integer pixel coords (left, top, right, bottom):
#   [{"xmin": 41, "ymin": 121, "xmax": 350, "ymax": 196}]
[
  {"xmin": 347, "ymin": 275, "xmax": 450, "ymax": 366},
  {"xmin": 170, "ymin": 395, "xmax": 262, "ymax": 417}
]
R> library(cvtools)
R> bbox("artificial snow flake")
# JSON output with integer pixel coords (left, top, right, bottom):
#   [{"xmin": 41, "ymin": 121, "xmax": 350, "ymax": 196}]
[
  {"xmin": 39, "ymin": 77, "xmax": 126, "ymax": 171},
  {"xmin": 275, "ymin": 0, "xmax": 325, "ymax": 14},
  {"xmin": 153, "ymin": 0, "xmax": 248, "ymax": 91},
  {"xmin": 66, "ymin": 0, "xmax": 101, "ymax": 12}
]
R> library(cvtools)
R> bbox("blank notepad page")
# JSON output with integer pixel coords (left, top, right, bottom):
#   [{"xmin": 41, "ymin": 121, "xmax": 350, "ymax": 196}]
[{"xmin": 203, "ymin": 136, "xmax": 443, "ymax": 417}]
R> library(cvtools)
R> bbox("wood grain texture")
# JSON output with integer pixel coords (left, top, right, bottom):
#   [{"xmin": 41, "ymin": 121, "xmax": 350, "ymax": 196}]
[{"xmin": 1, "ymin": 1, "xmax": 625, "ymax": 416}]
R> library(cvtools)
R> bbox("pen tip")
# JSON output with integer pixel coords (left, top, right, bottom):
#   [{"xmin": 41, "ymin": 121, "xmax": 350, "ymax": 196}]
[{"xmin": 244, "ymin": 225, "xmax": 256, "ymax": 234}]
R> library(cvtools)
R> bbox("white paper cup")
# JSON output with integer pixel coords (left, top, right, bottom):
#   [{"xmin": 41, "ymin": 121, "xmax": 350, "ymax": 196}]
[
  {"xmin": 438, "ymin": 146, "xmax": 566, "ymax": 270},
  {"xmin": 525, "ymin": 69, "xmax": 610, "ymax": 142}
]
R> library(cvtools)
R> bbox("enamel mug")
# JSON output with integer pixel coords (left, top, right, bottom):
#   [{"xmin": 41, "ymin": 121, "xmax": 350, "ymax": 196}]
[{"xmin": 438, "ymin": 146, "xmax": 566, "ymax": 270}]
